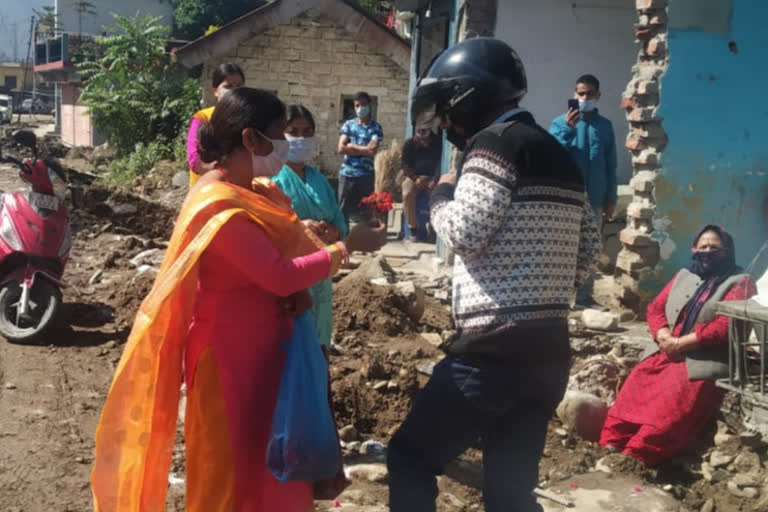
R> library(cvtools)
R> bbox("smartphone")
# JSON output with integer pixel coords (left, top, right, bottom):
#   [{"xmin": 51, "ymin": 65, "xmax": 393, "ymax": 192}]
[{"xmin": 568, "ymin": 99, "xmax": 580, "ymax": 111}]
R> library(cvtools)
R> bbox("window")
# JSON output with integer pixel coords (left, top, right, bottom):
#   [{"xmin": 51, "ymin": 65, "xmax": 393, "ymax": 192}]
[
  {"xmin": 340, "ymin": 95, "xmax": 379, "ymax": 123},
  {"xmin": 4, "ymin": 76, "xmax": 17, "ymax": 90}
]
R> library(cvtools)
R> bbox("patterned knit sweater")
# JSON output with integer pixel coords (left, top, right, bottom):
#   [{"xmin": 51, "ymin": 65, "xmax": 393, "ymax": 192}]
[{"xmin": 431, "ymin": 111, "xmax": 602, "ymax": 364}]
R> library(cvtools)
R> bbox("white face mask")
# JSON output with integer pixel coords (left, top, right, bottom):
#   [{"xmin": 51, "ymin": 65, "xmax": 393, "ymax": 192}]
[
  {"xmin": 579, "ymin": 99, "xmax": 597, "ymax": 112},
  {"xmin": 285, "ymin": 135, "xmax": 316, "ymax": 163},
  {"xmin": 252, "ymin": 136, "xmax": 290, "ymax": 177},
  {"xmin": 217, "ymin": 85, "xmax": 234, "ymax": 100}
]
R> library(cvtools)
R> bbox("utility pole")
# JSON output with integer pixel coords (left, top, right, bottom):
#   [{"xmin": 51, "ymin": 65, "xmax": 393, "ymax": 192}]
[
  {"xmin": 16, "ymin": 16, "xmax": 34, "ymax": 124},
  {"xmin": 11, "ymin": 21, "xmax": 19, "ymax": 61}
]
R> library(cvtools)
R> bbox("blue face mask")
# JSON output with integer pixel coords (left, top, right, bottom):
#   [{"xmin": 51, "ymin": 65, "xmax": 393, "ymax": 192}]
[{"xmin": 355, "ymin": 105, "xmax": 371, "ymax": 119}]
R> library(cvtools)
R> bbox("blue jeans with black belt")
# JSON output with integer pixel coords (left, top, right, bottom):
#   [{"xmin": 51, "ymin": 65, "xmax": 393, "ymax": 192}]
[{"xmin": 387, "ymin": 355, "xmax": 569, "ymax": 512}]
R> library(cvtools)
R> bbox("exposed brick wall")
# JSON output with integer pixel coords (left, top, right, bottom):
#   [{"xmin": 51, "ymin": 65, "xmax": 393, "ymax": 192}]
[
  {"xmin": 614, "ymin": 0, "xmax": 669, "ymax": 313},
  {"xmin": 201, "ymin": 10, "xmax": 409, "ymax": 177},
  {"xmin": 458, "ymin": 0, "xmax": 497, "ymax": 39}
]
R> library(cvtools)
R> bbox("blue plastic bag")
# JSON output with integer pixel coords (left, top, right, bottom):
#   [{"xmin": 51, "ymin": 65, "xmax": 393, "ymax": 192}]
[{"xmin": 266, "ymin": 311, "xmax": 341, "ymax": 482}]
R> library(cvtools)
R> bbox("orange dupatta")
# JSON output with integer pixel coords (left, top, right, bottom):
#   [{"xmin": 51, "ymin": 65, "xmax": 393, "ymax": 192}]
[{"xmin": 90, "ymin": 178, "xmax": 333, "ymax": 512}]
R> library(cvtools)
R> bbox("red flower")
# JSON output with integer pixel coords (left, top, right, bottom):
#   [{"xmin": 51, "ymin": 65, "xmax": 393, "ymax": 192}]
[{"xmin": 359, "ymin": 192, "xmax": 394, "ymax": 214}]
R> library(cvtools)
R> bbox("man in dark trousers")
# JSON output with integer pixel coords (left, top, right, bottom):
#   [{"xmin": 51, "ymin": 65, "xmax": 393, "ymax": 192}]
[
  {"xmin": 386, "ymin": 38, "xmax": 602, "ymax": 512},
  {"xmin": 400, "ymin": 127, "xmax": 443, "ymax": 241}
]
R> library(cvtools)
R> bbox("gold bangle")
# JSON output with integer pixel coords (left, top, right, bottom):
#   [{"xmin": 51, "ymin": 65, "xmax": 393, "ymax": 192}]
[{"xmin": 323, "ymin": 243, "xmax": 342, "ymax": 276}]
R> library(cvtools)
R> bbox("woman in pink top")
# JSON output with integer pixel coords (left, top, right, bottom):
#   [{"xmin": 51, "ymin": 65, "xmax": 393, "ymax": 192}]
[{"xmin": 186, "ymin": 63, "xmax": 245, "ymax": 186}]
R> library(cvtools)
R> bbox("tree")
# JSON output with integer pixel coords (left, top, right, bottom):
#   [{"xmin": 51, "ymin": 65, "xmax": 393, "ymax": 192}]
[
  {"xmin": 77, "ymin": 13, "xmax": 200, "ymax": 157},
  {"xmin": 33, "ymin": 6, "xmax": 58, "ymax": 38},
  {"xmin": 173, "ymin": 0, "xmax": 267, "ymax": 39},
  {"xmin": 70, "ymin": 0, "xmax": 96, "ymax": 36}
]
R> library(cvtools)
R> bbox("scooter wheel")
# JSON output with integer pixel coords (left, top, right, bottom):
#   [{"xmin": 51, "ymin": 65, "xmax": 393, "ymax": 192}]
[{"xmin": 0, "ymin": 279, "xmax": 61, "ymax": 344}]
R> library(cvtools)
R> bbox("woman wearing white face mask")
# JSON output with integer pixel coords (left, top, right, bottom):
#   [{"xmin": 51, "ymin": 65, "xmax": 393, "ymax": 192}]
[
  {"xmin": 273, "ymin": 105, "xmax": 348, "ymax": 349},
  {"xmin": 186, "ymin": 63, "xmax": 245, "ymax": 187},
  {"xmin": 91, "ymin": 88, "xmax": 386, "ymax": 512}
]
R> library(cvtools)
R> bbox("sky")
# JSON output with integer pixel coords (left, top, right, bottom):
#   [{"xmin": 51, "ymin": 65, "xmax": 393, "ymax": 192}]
[{"xmin": 0, "ymin": 0, "xmax": 50, "ymax": 62}]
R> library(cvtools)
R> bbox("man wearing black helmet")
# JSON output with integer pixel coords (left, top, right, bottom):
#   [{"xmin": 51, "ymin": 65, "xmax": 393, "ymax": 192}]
[{"xmin": 387, "ymin": 38, "xmax": 602, "ymax": 512}]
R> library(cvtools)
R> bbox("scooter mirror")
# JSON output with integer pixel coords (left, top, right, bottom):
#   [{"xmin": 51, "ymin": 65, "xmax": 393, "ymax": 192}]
[{"xmin": 11, "ymin": 130, "xmax": 37, "ymax": 155}]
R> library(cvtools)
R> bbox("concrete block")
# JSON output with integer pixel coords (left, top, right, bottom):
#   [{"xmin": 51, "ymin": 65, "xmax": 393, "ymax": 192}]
[{"xmin": 620, "ymin": 229, "xmax": 655, "ymax": 247}]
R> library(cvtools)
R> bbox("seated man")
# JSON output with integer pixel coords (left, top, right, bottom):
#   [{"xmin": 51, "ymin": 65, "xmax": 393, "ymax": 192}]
[{"xmin": 400, "ymin": 128, "xmax": 442, "ymax": 242}]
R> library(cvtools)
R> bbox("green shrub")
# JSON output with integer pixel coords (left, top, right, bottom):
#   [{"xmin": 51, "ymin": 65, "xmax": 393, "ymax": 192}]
[
  {"xmin": 78, "ymin": 13, "xmax": 201, "ymax": 184},
  {"xmin": 105, "ymin": 140, "xmax": 174, "ymax": 185}
]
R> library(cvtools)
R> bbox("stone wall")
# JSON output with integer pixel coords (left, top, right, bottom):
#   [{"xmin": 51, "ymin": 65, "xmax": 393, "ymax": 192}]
[
  {"xmin": 614, "ymin": 0, "xmax": 669, "ymax": 312},
  {"xmin": 201, "ymin": 10, "xmax": 410, "ymax": 177}
]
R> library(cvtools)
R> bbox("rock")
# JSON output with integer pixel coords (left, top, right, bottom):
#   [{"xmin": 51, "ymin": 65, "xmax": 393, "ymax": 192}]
[
  {"xmin": 701, "ymin": 462, "xmax": 729, "ymax": 483},
  {"xmin": 171, "ymin": 171, "xmax": 188, "ymax": 189},
  {"xmin": 595, "ymin": 456, "xmax": 612, "ymax": 474},
  {"xmin": 360, "ymin": 440, "xmax": 387, "ymax": 458},
  {"xmin": 4, "ymin": 382, "xmax": 16, "ymax": 390},
  {"xmin": 417, "ymin": 362, "xmax": 436, "ymax": 376},
  {"xmin": 714, "ymin": 431, "xmax": 734, "ymax": 447},
  {"xmin": 728, "ymin": 479, "xmax": 759, "ymax": 498},
  {"xmin": 339, "ymin": 424, "xmax": 359, "ymax": 443},
  {"xmin": 734, "ymin": 450, "xmax": 761, "ymax": 474},
  {"xmin": 555, "ymin": 428, "xmax": 568, "ymax": 437},
  {"xmin": 106, "ymin": 340, "xmax": 118, "ymax": 349},
  {"xmin": 709, "ymin": 449, "xmax": 736, "ymax": 468},
  {"xmin": 370, "ymin": 277, "xmax": 389, "ymax": 286},
  {"xmin": 739, "ymin": 431, "xmax": 763, "ymax": 449},
  {"xmin": 420, "ymin": 332, "xmax": 443, "ymax": 347},
  {"xmin": 373, "ymin": 380, "xmax": 388, "ymax": 391},
  {"xmin": 136, "ymin": 264, "xmax": 158, "ymax": 277},
  {"xmin": 732, "ymin": 473, "xmax": 761, "ymax": 488},
  {"xmin": 394, "ymin": 281, "xmax": 426, "ymax": 321},
  {"xmin": 581, "ymin": 309, "xmax": 619, "ymax": 331},
  {"xmin": 345, "ymin": 463, "xmax": 389, "ymax": 483},
  {"xmin": 433, "ymin": 289, "xmax": 449, "ymax": 302},
  {"xmin": 75, "ymin": 456, "xmax": 86, "ymax": 464},
  {"xmin": 556, "ymin": 390, "xmax": 608, "ymax": 442},
  {"xmin": 130, "ymin": 248, "xmax": 162, "ymax": 268},
  {"xmin": 700, "ymin": 498, "xmax": 715, "ymax": 512},
  {"xmin": 344, "ymin": 441, "xmax": 361, "ymax": 454},
  {"xmin": 88, "ymin": 269, "xmax": 103, "ymax": 285},
  {"xmin": 106, "ymin": 200, "xmax": 138, "ymax": 216},
  {"xmin": 387, "ymin": 380, "xmax": 398, "ymax": 390},
  {"xmin": 352, "ymin": 255, "xmax": 396, "ymax": 283}
]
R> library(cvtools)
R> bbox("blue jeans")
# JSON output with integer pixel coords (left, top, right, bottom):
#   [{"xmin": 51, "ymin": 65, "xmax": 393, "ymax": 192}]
[{"xmin": 387, "ymin": 355, "xmax": 569, "ymax": 512}]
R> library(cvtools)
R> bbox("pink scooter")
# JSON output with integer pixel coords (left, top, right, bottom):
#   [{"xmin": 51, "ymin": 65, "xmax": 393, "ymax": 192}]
[{"xmin": 0, "ymin": 130, "xmax": 70, "ymax": 343}]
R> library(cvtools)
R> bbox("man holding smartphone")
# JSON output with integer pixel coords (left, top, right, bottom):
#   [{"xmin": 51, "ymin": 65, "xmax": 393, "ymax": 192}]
[
  {"xmin": 550, "ymin": 74, "xmax": 618, "ymax": 224},
  {"xmin": 550, "ymin": 74, "xmax": 617, "ymax": 306}
]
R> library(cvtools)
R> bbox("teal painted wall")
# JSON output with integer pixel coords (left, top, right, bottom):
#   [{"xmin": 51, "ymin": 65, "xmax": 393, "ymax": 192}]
[{"xmin": 651, "ymin": 0, "xmax": 768, "ymax": 292}]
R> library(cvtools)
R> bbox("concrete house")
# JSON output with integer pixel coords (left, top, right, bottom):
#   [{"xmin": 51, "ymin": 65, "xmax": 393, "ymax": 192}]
[
  {"xmin": 397, "ymin": 0, "xmax": 767, "ymax": 312},
  {"xmin": 34, "ymin": 0, "xmax": 175, "ymax": 147},
  {"xmin": 174, "ymin": 0, "xmax": 411, "ymax": 176}
]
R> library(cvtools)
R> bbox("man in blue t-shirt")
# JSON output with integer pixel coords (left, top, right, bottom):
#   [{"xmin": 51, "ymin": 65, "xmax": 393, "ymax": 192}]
[{"xmin": 337, "ymin": 91, "xmax": 384, "ymax": 221}]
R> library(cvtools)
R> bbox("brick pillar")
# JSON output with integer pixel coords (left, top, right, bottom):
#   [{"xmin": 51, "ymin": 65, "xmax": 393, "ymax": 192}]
[
  {"xmin": 614, "ymin": 0, "xmax": 669, "ymax": 313},
  {"xmin": 458, "ymin": 0, "xmax": 497, "ymax": 40}
]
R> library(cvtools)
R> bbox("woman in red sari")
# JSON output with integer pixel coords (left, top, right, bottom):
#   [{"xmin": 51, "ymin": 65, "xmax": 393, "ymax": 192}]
[
  {"xmin": 91, "ymin": 88, "xmax": 386, "ymax": 512},
  {"xmin": 600, "ymin": 225, "xmax": 755, "ymax": 465}
]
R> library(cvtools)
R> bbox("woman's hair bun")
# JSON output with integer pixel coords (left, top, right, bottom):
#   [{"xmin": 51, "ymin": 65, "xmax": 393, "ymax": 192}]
[{"xmin": 197, "ymin": 122, "xmax": 222, "ymax": 163}]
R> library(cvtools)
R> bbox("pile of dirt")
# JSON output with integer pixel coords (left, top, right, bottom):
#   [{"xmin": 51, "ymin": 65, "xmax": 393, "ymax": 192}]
[
  {"xmin": 329, "ymin": 260, "xmax": 453, "ymax": 439},
  {"xmin": 74, "ymin": 185, "xmax": 176, "ymax": 240}
]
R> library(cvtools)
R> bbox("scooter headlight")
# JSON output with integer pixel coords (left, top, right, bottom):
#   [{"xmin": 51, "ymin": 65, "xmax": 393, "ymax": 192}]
[{"xmin": 0, "ymin": 211, "xmax": 22, "ymax": 251}]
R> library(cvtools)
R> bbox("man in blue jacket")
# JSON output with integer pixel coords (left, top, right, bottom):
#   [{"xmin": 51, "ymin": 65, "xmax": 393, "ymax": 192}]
[{"xmin": 550, "ymin": 74, "xmax": 618, "ymax": 223}]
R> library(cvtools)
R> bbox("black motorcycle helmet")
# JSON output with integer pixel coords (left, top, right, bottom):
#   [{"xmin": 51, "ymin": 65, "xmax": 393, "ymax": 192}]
[{"xmin": 412, "ymin": 37, "xmax": 527, "ymax": 149}]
